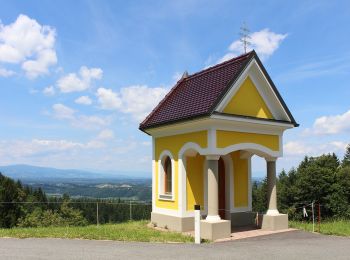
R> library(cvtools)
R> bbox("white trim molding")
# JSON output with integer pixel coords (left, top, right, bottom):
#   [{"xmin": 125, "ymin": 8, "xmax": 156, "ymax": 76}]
[
  {"xmin": 217, "ymin": 142, "xmax": 282, "ymax": 158},
  {"xmin": 178, "ymin": 142, "xmax": 206, "ymax": 217},
  {"xmin": 152, "ymin": 137, "xmax": 156, "ymax": 212}
]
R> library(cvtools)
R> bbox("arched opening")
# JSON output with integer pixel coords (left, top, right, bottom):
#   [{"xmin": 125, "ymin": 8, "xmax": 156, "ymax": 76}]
[
  {"xmin": 159, "ymin": 152, "xmax": 174, "ymax": 200},
  {"xmin": 164, "ymin": 156, "xmax": 172, "ymax": 194},
  {"xmin": 182, "ymin": 148, "xmax": 205, "ymax": 212},
  {"xmin": 218, "ymin": 157, "xmax": 226, "ymax": 219}
]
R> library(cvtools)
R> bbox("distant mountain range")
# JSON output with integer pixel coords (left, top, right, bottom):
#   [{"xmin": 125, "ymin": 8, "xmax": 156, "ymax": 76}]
[{"xmin": 0, "ymin": 164, "xmax": 150, "ymax": 181}]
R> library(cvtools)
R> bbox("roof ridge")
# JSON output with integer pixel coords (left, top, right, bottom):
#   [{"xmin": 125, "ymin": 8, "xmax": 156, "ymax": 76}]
[{"xmin": 185, "ymin": 51, "xmax": 254, "ymax": 81}]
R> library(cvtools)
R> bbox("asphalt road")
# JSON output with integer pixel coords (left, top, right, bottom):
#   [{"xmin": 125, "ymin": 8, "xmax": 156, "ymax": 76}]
[{"xmin": 1, "ymin": 231, "xmax": 349, "ymax": 260}]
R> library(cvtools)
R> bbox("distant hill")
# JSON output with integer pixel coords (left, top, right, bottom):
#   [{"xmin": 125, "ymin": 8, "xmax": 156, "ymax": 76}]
[{"xmin": 0, "ymin": 164, "xmax": 149, "ymax": 181}]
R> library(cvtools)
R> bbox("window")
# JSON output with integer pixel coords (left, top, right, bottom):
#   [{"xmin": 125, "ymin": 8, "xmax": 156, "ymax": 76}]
[
  {"xmin": 164, "ymin": 157, "xmax": 172, "ymax": 194},
  {"xmin": 159, "ymin": 155, "xmax": 173, "ymax": 200}
]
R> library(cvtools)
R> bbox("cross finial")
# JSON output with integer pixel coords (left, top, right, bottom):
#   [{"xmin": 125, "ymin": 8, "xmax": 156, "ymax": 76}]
[{"xmin": 240, "ymin": 22, "xmax": 251, "ymax": 54}]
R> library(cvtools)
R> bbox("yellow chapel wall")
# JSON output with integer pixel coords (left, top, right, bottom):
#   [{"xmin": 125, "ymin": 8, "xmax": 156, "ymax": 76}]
[
  {"xmin": 186, "ymin": 154, "xmax": 205, "ymax": 211},
  {"xmin": 154, "ymin": 131, "xmax": 207, "ymax": 210},
  {"xmin": 216, "ymin": 130, "xmax": 280, "ymax": 152},
  {"xmin": 231, "ymin": 151, "xmax": 249, "ymax": 207},
  {"xmin": 223, "ymin": 76, "xmax": 273, "ymax": 119}
]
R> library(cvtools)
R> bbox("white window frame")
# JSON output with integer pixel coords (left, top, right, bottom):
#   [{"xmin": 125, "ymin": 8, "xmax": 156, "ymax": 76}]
[{"xmin": 158, "ymin": 150, "xmax": 175, "ymax": 201}]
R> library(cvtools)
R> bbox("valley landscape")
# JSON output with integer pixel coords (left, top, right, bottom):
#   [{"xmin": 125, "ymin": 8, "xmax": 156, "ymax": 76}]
[{"xmin": 0, "ymin": 165, "xmax": 152, "ymax": 201}]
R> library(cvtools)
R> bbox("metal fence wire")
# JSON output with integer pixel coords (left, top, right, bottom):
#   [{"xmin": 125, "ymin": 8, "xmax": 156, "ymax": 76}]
[{"xmin": 0, "ymin": 201, "xmax": 152, "ymax": 226}]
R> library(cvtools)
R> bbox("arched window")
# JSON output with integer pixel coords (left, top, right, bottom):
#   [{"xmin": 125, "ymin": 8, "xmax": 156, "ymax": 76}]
[
  {"xmin": 164, "ymin": 156, "xmax": 172, "ymax": 194},
  {"xmin": 159, "ymin": 154, "xmax": 173, "ymax": 199}
]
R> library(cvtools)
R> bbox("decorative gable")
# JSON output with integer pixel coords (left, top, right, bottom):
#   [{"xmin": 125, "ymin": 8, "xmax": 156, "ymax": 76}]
[
  {"xmin": 215, "ymin": 56, "xmax": 296, "ymax": 124},
  {"xmin": 222, "ymin": 76, "xmax": 273, "ymax": 119}
]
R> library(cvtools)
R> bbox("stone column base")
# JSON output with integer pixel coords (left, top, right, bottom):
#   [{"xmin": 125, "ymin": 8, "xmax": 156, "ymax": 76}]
[
  {"xmin": 200, "ymin": 220, "xmax": 231, "ymax": 241},
  {"xmin": 258, "ymin": 213, "xmax": 288, "ymax": 231},
  {"xmin": 151, "ymin": 212, "xmax": 194, "ymax": 232}
]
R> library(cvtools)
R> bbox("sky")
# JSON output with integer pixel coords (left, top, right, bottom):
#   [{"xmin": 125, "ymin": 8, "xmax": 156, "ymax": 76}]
[{"xmin": 0, "ymin": 0, "xmax": 350, "ymax": 177}]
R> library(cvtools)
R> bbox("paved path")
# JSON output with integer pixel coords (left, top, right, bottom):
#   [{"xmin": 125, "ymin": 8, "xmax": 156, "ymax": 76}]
[{"xmin": 1, "ymin": 231, "xmax": 349, "ymax": 260}]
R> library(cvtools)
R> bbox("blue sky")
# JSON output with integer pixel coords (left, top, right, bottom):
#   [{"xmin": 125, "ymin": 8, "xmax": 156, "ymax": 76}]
[{"xmin": 0, "ymin": 0, "xmax": 350, "ymax": 177}]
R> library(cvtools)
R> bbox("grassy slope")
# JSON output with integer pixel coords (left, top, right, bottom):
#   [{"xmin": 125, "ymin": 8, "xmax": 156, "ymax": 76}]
[
  {"xmin": 0, "ymin": 221, "xmax": 193, "ymax": 243},
  {"xmin": 289, "ymin": 220, "xmax": 350, "ymax": 236}
]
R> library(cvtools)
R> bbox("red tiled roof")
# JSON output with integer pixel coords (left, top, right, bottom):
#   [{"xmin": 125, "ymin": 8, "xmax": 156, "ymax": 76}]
[{"xmin": 140, "ymin": 52, "xmax": 254, "ymax": 130}]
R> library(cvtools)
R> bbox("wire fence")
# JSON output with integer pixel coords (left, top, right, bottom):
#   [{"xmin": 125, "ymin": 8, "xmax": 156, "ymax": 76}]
[{"xmin": 0, "ymin": 201, "xmax": 152, "ymax": 227}]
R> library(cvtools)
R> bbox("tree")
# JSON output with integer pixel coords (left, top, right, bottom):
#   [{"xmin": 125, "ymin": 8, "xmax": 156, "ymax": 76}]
[
  {"xmin": 252, "ymin": 178, "xmax": 267, "ymax": 213},
  {"xmin": 342, "ymin": 144, "xmax": 350, "ymax": 168},
  {"xmin": 295, "ymin": 154, "xmax": 338, "ymax": 217}
]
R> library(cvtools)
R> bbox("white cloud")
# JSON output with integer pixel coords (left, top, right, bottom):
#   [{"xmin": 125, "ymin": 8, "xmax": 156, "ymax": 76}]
[
  {"xmin": 97, "ymin": 129, "xmax": 114, "ymax": 140},
  {"xmin": 71, "ymin": 115, "xmax": 111, "ymax": 130},
  {"xmin": 75, "ymin": 95, "xmax": 92, "ymax": 105},
  {"xmin": 96, "ymin": 85, "xmax": 168, "ymax": 121},
  {"xmin": 284, "ymin": 140, "xmax": 348, "ymax": 157},
  {"xmin": 43, "ymin": 85, "xmax": 55, "ymax": 96},
  {"xmin": 218, "ymin": 28, "xmax": 287, "ymax": 63},
  {"xmin": 57, "ymin": 66, "xmax": 103, "ymax": 93},
  {"xmin": 119, "ymin": 85, "xmax": 168, "ymax": 121},
  {"xmin": 96, "ymin": 87, "xmax": 122, "ymax": 110},
  {"xmin": 305, "ymin": 110, "xmax": 350, "ymax": 135},
  {"xmin": 0, "ymin": 68, "xmax": 15, "ymax": 77},
  {"xmin": 52, "ymin": 103, "xmax": 75, "ymax": 119},
  {"xmin": 0, "ymin": 14, "xmax": 57, "ymax": 78},
  {"xmin": 51, "ymin": 103, "xmax": 111, "ymax": 130}
]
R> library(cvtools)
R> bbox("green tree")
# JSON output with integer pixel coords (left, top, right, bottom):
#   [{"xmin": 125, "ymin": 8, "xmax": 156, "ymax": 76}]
[
  {"xmin": 252, "ymin": 178, "xmax": 267, "ymax": 213},
  {"xmin": 342, "ymin": 144, "xmax": 350, "ymax": 168}
]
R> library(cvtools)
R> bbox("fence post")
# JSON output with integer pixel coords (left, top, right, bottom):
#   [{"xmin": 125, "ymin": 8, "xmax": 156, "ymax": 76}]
[
  {"xmin": 96, "ymin": 202, "xmax": 99, "ymax": 226},
  {"xmin": 318, "ymin": 203, "xmax": 321, "ymax": 233},
  {"xmin": 129, "ymin": 201, "xmax": 132, "ymax": 221},
  {"xmin": 194, "ymin": 205, "xmax": 201, "ymax": 244}
]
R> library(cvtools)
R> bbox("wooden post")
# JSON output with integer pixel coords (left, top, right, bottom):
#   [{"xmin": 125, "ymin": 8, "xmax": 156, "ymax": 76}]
[
  {"xmin": 130, "ymin": 201, "xmax": 132, "ymax": 221},
  {"xmin": 318, "ymin": 203, "xmax": 321, "ymax": 233},
  {"xmin": 96, "ymin": 202, "xmax": 99, "ymax": 226}
]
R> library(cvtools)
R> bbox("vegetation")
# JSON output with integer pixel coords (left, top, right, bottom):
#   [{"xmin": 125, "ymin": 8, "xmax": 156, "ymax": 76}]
[
  {"xmin": 0, "ymin": 173, "xmax": 151, "ymax": 228},
  {"xmin": 289, "ymin": 220, "xmax": 350, "ymax": 237},
  {"xmin": 0, "ymin": 221, "xmax": 193, "ymax": 243},
  {"xmin": 253, "ymin": 144, "xmax": 350, "ymax": 221}
]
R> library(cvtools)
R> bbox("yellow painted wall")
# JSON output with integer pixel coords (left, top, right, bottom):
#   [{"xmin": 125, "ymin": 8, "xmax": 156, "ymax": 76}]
[
  {"xmin": 154, "ymin": 131, "xmax": 207, "ymax": 210},
  {"xmin": 216, "ymin": 130, "xmax": 279, "ymax": 151},
  {"xmin": 231, "ymin": 151, "xmax": 248, "ymax": 207},
  {"xmin": 223, "ymin": 76, "xmax": 273, "ymax": 119},
  {"xmin": 186, "ymin": 154, "xmax": 205, "ymax": 211}
]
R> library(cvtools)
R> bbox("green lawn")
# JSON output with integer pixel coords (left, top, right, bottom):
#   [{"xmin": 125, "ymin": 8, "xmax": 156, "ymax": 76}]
[
  {"xmin": 289, "ymin": 220, "xmax": 350, "ymax": 237},
  {"xmin": 0, "ymin": 221, "xmax": 194, "ymax": 243}
]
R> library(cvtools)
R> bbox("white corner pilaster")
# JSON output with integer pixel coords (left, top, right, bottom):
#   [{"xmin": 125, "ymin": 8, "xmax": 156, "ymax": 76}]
[
  {"xmin": 205, "ymin": 155, "xmax": 221, "ymax": 222},
  {"xmin": 266, "ymin": 158, "xmax": 279, "ymax": 216}
]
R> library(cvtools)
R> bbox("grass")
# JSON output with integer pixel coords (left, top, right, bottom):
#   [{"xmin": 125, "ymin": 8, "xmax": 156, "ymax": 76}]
[
  {"xmin": 0, "ymin": 221, "xmax": 194, "ymax": 243},
  {"xmin": 289, "ymin": 220, "xmax": 350, "ymax": 237}
]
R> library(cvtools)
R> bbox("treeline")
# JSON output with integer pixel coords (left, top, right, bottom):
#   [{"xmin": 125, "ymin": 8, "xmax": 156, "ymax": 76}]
[
  {"xmin": 0, "ymin": 174, "xmax": 151, "ymax": 228},
  {"xmin": 253, "ymin": 145, "xmax": 350, "ymax": 220}
]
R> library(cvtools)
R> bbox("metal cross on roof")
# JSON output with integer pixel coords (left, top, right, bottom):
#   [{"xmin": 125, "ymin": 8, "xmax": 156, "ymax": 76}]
[{"xmin": 240, "ymin": 22, "xmax": 251, "ymax": 54}]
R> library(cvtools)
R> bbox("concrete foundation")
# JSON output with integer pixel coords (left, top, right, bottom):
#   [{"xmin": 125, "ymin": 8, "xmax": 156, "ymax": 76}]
[
  {"xmin": 258, "ymin": 214, "xmax": 288, "ymax": 231},
  {"xmin": 151, "ymin": 212, "xmax": 194, "ymax": 232},
  {"xmin": 200, "ymin": 220, "xmax": 231, "ymax": 241},
  {"xmin": 230, "ymin": 212, "xmax": 256, "ymax": 227}
]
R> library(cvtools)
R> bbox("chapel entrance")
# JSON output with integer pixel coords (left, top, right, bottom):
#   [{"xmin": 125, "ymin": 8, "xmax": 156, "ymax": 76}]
[{"xmin": 218, "ymin": 157, "xmax": 226, "ymax": 219}]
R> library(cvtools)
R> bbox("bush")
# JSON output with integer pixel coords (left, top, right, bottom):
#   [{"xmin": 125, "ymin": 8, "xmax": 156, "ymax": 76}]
[{"xmin": 18, "ymin": 202, "xmax": 87, "ymax": 227}]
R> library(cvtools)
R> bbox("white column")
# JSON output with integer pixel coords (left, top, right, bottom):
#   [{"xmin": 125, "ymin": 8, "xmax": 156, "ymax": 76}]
[
  {"xmin": 206, "ymin": 155, "xmax": 221, "ymax": 222},
  {"xmin": 266, "ymin": 159, "xmax": 279, "ymax": 216}
]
